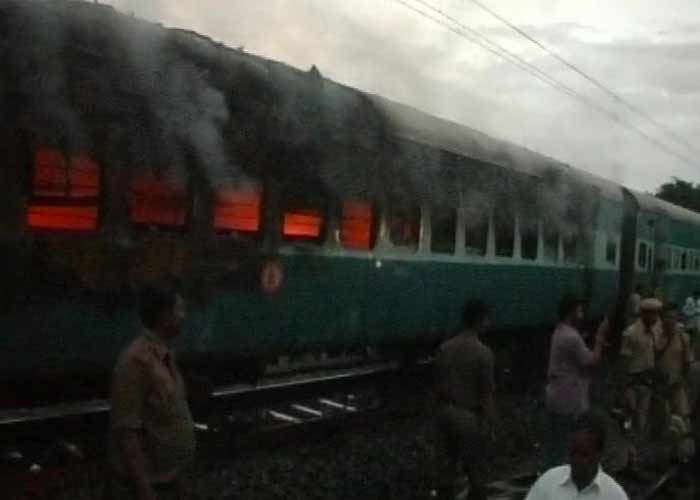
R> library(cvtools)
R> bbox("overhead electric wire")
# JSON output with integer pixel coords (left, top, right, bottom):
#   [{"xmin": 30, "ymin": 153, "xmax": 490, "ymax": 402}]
[
  {"xmin": 466, "ymin": 0, "xmax": 700, "ymax": 158},
  {"xmin": 402, "ymin": 0, "xmax": 698, "ymax": 168},
  {"xmin": 400, "ymin": 0, "xmax": 583, "ymax": 103},
  {"xmin": 391, "ymin": 0, "xmax": 699, "ymax": 170}
]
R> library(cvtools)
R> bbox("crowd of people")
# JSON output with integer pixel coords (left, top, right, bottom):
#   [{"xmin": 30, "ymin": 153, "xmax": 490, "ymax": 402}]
[
  {"xmin": 102, "ymin": 278, "xmax": 700, "ymax": 500},
  {"xmin": 434, "ymin": 288, "xmax": 700, "ymax": 500}
]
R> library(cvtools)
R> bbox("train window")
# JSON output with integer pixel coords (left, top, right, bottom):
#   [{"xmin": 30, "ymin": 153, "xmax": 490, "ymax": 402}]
[
  {"xmin": 520, "ymin": 217, "xmax": 538, "ymax": 260},
  {"xmin": 494, "ymin": 209, "xmax": 515, "ymax": 258},
  {"xmin": 681, "ymin": 251, "xmax": 688, "ymax": 271},
  {"xmin": 281, "ymin": 189, "xmax": 326, "ymax": 244},
  {"xmin": 563, "ymin": 235, "xmax": 578, "ymax": 263},
  {"xmin": 694, "ymin": 254, "xmax": 700, "ymax": 272},
  {"xmin": 130, "ymin": 172, "xmax": 187, "ymax": 229},
  {"xmin": 606, "ymin": 237, "xmax": 617, "ymax": 265},
  {"xmin": 647, "ymin": 247, "xmax": 655, "ymax": 271},
  {"xmin": 638, "ymin": 242, "xmax": 648, "ymax": 270},
  {"xmin": 214, "ymin": 187, "xmax": 261, "ymax": 235},
  {"xmin": 672, "ymin": 249, "xmax": 680, "ymax": 270},
  {"xmin": 340, "ymin": 200, "xmax": 375, "ymax": 250},
  {"xmin": 543, "ymin": 226, "xmax": 559, "ymax": 262},
  {"xmin": 431, "ymin": 206, "xmax": 456, "ymax": 254},
  {"xmin": 27, "ymin": 148, "xmax": 100, "ymax": 231},
  {"xmin": 283, "ymin": 208, "xmax": 323, "ymax": 241},
  {"xmin": 27, "ymin": 205, "xmax": 99, "ymax": 232},
  {"xmin": 389, "ymin": 204, "xmax": 420, "ymax": 249},
  {"xmin": 464, "ymin": 213, "xmax": 488, "ymax": 256}
]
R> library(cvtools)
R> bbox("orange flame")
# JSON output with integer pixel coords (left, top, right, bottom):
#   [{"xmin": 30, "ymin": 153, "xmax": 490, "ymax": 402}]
[
  {"xmin": 283, "ymin": 209, "xmax": 322, "ymax": 239},
  {"xmin": 340, "ymin": 201, "xmax": 372, "ymax": 250},
  {"xmin": 28, "ymin": 147, "xmax": 100, "ymax": 231},
  {"xmin": 214, "ymin": 189, "xmax": 261, "ymax": 233}
]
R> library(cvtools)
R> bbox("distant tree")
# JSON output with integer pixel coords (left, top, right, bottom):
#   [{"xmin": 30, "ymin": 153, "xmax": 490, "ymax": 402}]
[{"xmin": 656, "ymin": 177, "xmax": 700, "ymax": 213}]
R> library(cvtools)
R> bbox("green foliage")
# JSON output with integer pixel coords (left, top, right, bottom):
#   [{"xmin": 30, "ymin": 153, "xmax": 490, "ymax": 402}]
[{"xmin": 656, "ymin": 177, "xmax": 700, "ymax": 213}]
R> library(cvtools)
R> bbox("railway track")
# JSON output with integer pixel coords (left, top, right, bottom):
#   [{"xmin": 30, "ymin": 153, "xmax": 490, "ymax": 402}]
[
  {"xmin": 0, "ymin": 360, "xmax": 430, "ymax": 498},
  {"xmin": 0, "ymin": 359, "xmax": 688, "ymax": 500}
]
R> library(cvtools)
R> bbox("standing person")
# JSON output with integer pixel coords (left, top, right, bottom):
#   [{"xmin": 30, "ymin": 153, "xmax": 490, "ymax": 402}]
[
  {"xmin": 684, "ymin": 343, "xmax": 700, "ymax": 499},
  {"xmin": 619, "ymin": 298, "xmax": 662, "ymax": 441},
  {"xmin": 433, "ymin": 299, "xmax": 495, "ymax": 500},
  {"xmin": 625, "ymin": 285, "xmax": 643, "ymax": 327},
  {"xmin": 106, "ymin": 281, "xmax": 196, "ymax": 500},
  {"xmin": 541, "ymin": 296, "xmax": 606, "ymax": 470},
  {"xmin": 683, "ymin": 290, "xmax": 700, "ymax": 336},
  {"xmin": 525, "ymin": 411, "xmax": 628, "ymax": 500},
  {"xmin": 657, "ymin": 303, "xmax": 692, "ymax": 423}
]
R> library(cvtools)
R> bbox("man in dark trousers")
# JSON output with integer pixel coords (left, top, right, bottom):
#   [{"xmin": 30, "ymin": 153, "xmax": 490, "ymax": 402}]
[
  {"xmin": 620, "ymin": 298, "xmax": 662, "ymax": 440},
  {"xmin": 684, "ymin": 342, "xmax": 700, "ymax": 499},
  {"xmin": 542, "ymin": 296, "xmax": 606, "ymax": 470},
  {"xmin": 106, "ymin": 280, "xmax": 196, "ymax": 500},
  {"xmin": 434, "ymin": 299, "xmax": 495, "ymax": 500}
]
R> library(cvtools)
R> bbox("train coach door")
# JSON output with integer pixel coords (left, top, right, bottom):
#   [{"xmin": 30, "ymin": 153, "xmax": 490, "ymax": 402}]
[
  {"xmin": 612, "ymin": 188, "xmax": 639, "ymax": 345},
  {"xmin": 650, "ymin": 212, "xmax": 669, "ymax": 299},
  {"xmin": 365, "ymin": 201, "xmax": 428, "ymax": 356}
]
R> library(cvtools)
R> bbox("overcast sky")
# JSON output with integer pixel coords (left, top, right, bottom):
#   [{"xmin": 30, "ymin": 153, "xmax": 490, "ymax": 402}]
[{"xmin": 104, "ymin": 0, "xmax": 700, "ymax": 192}]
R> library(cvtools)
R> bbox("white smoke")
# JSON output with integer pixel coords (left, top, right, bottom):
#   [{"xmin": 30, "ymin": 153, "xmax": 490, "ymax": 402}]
[{"xmin": 4, "ymin": 0, "xmax": 597, "ymax": 239}]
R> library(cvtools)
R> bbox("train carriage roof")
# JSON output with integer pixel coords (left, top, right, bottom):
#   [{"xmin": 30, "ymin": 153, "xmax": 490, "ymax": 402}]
[
  {"xmin": 121, "ymin": 8, "xmax": 625, "ymax": 205},
  {"xmin": 634, "ymin": 190, "xmax": 700, "ymax": 226},
  {"xmin": 368, "ymin": 94, "xmax": 623, "ymax": 202}
]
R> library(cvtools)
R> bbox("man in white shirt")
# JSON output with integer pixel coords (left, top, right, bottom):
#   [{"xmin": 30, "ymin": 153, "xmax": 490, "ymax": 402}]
[{"xmin": 525, "ymin": 411, "xmax": 628, "ymax": 500}]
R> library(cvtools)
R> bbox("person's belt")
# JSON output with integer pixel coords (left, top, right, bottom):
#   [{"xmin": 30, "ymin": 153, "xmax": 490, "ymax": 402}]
[
  {"xmin": 110, "ymin": 471, "xmax": 180, "ymax": 489},
  {"xmin": 446, "ymin": 403, "xmax": 482, "ymax": 415},
  {"xmin": 626, "ymin": 370, "xmax": 654, "ymax": 387}
]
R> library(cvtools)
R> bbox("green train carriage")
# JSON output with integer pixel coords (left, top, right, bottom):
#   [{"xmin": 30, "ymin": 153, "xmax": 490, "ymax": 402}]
[
  {"xmin": 2, "ymin": 0, "xmax": 700, "ymax": 407},
  {"xmin": 632, "ymin": 193, "xmax": 700, "ymax": 303}
]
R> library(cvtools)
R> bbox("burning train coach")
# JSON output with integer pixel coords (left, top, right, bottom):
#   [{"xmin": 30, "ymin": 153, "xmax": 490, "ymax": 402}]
[{"xmin": 1, "ymin": 0, "xmax": 700, "ymax": 406}]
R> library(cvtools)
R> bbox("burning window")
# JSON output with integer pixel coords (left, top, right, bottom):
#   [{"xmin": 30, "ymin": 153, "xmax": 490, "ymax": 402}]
[
  {"xmin": 130, "ymin": 172, "xmax": 187, "ymax": 229},
  {"xmin": 340, "ymin": 201, "xmax": 375, "ymax": 251},
  {"xmin": 214, "ymin": 188, "xmax": 262, "ymax": 234},
  {"xmin": 27, "ymin": 147, "xmax": 100, "ymax": 231},
  {"xmin": 283, "ymin": 208, "xmax": 323, "ymax": 241},
  {"xmin": 27, "ymin": 205, "xmax": 99, "ymax": 232},
  {"xmin": 282, "ymin": 191, "xmax": 325, "ymax": 243}
]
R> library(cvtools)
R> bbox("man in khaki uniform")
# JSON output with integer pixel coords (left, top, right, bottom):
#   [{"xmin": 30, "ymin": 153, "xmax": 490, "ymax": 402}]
[
  {"xmin": 620, "ymin": 297, "xmax": 662, "ymax": 440},
  {"xmin": 685, "ymin": 342, "xmax": 700, "ymax": 498},
  {"xmin": 434, "ymin": 299, "xmax": 495, "ymax": 500},
  {"xmin": 106, "ymin": 281, "xmax": 196, "ymax": 500},
  {"xmin": 657, "ymin": 303, "xmax": 692, "ymax": 419}
]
